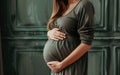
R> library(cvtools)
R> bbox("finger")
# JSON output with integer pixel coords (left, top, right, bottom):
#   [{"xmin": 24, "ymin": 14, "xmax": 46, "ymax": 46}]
[
  {"xmin": 59, "ymin": 34, "xmax": 66, "ymax": 38},
  {"xmin": 49, "ymin": 35, "xmax": 59, "ymax": 41},
  {"xmin": 56, "ymin": 32, "xmax": 66, "ymax": 38},
  {"xmin": 47, "ymin": 63, "xmax": 53, "ymax": 67},
  {"xmin": 47, "ymin": 64, "xmax": 54, "ymax": 70},
  {"xmin": 55, "ymin": 36, "xmax": 64, "ymax": 40},
  {"xmin": 47, "ymin": 62, "xmax": 55, "ymax": 68},
  {"xmin": 53, "ymin": 29, "xmax": 66, "ymax": 38},
  {"xmin": 54, "ymin": 32, "xmax": 66, "ymax": 38},
  {"xmin": 47, "ymin": 62, "xmax": 54, "ymax": 65},
  {"xmin": 47, "ymin": 61, "xmax": 58, "ymax": 65},
  {"xmin": 51, "ymin": 37, "xmax": 59, "ymax": 41},
  {"xmin": 54, "ymin": 28, "xmax": 60, "ymax": 31},
  {"xmin": 56, "ymin": 31, "xmax": 65, "ymax": 36},
  {"xmin": 54, "ymin": 34, "xmax": 66, "ymax": 40}
]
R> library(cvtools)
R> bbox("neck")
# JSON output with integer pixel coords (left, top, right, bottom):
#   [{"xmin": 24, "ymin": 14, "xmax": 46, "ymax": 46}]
[{"xmin": 68, "ymin": 0, "xmax": 79, "ymax": 4}]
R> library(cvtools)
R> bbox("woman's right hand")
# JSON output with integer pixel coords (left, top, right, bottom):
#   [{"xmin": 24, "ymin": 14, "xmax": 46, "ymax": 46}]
[{"xmin": 47, "ymin": 28, "xmax": 66, "ymax": 41}]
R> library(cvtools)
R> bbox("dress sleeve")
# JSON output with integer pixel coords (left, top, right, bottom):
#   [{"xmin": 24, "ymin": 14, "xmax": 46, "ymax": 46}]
[{"xmin": 77, "ymin": 2, "xmax": 95, "ymax": 45}]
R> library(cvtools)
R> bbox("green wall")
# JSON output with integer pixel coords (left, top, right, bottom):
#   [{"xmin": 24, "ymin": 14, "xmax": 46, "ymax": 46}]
[{"xmin": 1, "ymin": 0, "xmax": 120, "ymax": 75}]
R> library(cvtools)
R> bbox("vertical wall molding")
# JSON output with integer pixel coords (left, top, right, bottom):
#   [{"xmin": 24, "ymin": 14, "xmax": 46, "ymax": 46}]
[
  {"xmin": 90, "ymin": 0, "xmax": 109, "ymax": 32},
  {"xmin": 113, "ymin": 0, "xmax": 120, "ymax": 32},
  {"xmin": 114, "ymin": 46, "xmax": 120, "ymax": 75},
  {"xmin": 0, "ymin": 0, "xmax": 4, "ymax": 74},
  {"xmin": 0, "ymin": 32, "xmax": 3, "ymax": 75}
]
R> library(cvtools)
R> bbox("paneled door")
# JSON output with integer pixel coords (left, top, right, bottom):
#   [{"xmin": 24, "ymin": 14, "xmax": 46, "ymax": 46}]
[
  {"xmin": 2, "ymin": 0, "xmax": 52, "ymax": 75},
  {"xmin": 1, "ymin": 0, "xmax": 120, "ymax": 75}
]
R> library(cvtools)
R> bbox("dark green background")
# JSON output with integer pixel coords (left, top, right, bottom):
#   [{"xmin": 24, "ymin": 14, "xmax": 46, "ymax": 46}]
[{"xmin": 1, "ymin": 0, "xmax": 120, "ymax": 75}]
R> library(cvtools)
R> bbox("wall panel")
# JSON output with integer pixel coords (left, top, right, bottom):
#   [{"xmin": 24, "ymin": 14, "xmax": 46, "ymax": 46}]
[{"xmin": 88, "ymin": 47, "xmax": 108, "ymax": 75}]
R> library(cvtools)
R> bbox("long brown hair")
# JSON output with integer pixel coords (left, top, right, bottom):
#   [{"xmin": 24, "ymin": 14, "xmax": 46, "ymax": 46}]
[{"xmin": 47, "ymin": 0, "xmax": 69, "ymax": 30}]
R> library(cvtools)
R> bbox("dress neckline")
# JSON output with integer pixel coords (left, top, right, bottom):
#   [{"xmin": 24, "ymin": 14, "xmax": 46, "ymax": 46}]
[{"xmin": 61, "ymin": 0, "xmax": 82, "ymax": 17}]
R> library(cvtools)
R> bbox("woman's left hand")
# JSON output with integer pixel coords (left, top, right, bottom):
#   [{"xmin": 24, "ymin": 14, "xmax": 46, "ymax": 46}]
[{"xmin": 47, "ymin": 61, "xmax": 63, "ymax": 73}]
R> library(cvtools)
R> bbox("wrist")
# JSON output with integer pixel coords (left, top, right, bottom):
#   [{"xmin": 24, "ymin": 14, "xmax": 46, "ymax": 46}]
[{"xmin": 60, "ymin": 61, "xmax": 66, "ymax": 70}]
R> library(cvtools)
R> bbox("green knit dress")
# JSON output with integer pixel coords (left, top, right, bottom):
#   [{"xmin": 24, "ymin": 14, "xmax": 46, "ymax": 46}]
[{"xmin": 43, "ymin": 0, "xmax": 94, "ymax": 75}]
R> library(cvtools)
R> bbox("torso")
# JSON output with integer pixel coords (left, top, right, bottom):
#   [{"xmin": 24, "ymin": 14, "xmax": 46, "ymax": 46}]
[{"xmin": 43, "ymin": 0, "xmax": 93, "ymax": 63}]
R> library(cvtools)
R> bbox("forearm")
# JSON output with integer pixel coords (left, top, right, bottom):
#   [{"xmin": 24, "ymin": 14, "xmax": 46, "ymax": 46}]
[{"xmin": 61, "ymin": 43, "xmax": 91, "ymax": 69}]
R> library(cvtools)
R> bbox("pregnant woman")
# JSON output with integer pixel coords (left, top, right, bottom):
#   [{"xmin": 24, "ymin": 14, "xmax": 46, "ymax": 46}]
[{"xmin": 43, "ymin": 0, "xmax": 95, "ymax": 75}]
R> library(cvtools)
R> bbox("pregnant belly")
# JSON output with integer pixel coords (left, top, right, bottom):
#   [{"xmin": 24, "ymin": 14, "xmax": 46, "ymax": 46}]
[{"xmin": 43, "ymin": 37, "xmax": 80, "ymax": 63}]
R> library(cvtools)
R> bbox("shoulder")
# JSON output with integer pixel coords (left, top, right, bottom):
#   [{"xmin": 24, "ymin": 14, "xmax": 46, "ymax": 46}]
[
  {"xmin": 82, "ymin": 0, "xmax": 94, "ymax": 6},
  {"xmin": 79, "ymin": 0, "xmax": 94, "ymax": 9},
  {"xmin": 82, "ymin": 0, "xmax": 94, "ymax": 13},
  {"xmin": 75, "ymin": 0, "xmax": 95, "ymax": 15}
]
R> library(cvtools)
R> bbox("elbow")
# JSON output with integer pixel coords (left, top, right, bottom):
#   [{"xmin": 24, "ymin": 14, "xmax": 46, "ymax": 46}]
[{"xmin": 81, "ymin": 42, "xmax": 92, "ymax": 49}]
